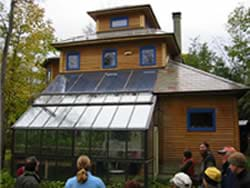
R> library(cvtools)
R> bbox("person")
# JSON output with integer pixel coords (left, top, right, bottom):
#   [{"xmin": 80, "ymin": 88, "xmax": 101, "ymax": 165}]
[
  {"xmin": 228, "ymin": 152, "xmax": 250, "ymax": 188},
  {"xmin": 15, "ymin": 156, "xmax": 41, "ymax": 188},
  {"xmin": 217, "ymin": 146, "xmax": 237, "ymax": 188},
  {"xmin": 65, "ymin": 155, "xmax": 106, "ymax": 188},
  {"xmin": 179, "ymin": 150, "xmax": 195, "ymax": 178},
  {"xmin": 170, "ymin": 172, "xmax": 192, "ymax": 188},
  {"xmin": 124, "ymin": 180, "xmax": 142, "ymax": 188},
  {"xmin": 202, "ymin": 167, "xmax": 221, "ymax": 188},
  {"xmin": 16, "ymin": 165, "xmax": 25, "ymax": 177}
]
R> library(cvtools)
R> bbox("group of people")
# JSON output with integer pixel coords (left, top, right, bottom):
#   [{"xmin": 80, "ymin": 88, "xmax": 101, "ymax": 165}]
[{"xmin": 170, "ymin": 142, "xmax": 250, "ymax": 188}]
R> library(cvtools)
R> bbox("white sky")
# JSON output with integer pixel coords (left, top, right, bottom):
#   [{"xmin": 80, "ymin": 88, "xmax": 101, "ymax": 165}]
[{"xmin": 3, "ymin": 0, "xmax": 250, "ymax": 53}]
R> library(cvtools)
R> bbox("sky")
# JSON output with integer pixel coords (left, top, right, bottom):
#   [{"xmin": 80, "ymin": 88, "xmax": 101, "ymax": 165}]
[{"xmin": 4, "ymin": 0, "xmax": 249, "ymax": 53}]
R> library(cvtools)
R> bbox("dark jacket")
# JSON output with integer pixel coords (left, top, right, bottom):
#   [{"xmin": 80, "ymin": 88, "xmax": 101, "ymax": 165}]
[
  {"xmin": 221, "ymin": 167, "xmax": 237, "ymax": 188},
  {"xmin": 235, "ymin": 169, "xmax": 250, "ymax": 188},
  {"xmin": 15, "ymin": 171, "xmax": 40, "ymax": 188},
  {"xmin": 200, "ymin": 151, "xmax": 216, "ymax": 174}
]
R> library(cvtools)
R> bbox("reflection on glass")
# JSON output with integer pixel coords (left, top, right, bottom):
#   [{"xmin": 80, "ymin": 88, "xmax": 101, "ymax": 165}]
[
  {"xmin": 109, "ymin": 131, "xmax": 126, "ymax": 159},
  {"xmin": 56, "ymin": 160, "xmax": 73, "ymax": 180},
  {"xmin": 75, "ymin": 106, "xmax": 100, "ymax": 128},
  {"xmin": 42, "ymin": 130, "xmax": 56, "ymax": 155},
  {"xmin": 92, "ymin": 106, "xmax": 117, "ymax": 128},
  {"xmin": 128, "ymin": 105, "xmax": 151, "ymax": 128},
  {"xmin": 128, "ymin": 132, "xmax": 144, "ymax": 159},
  {"xmin": 75, "ymin": 131, "xmax": 90, "ymax": 156},
  {"xmin": 14, "ymin": 107, "xmax": 41, "ymax": 128},
  {"xmin": 110, "ymin": 105, "xmax": 133, "ymax": 129},
  {"xmin": 57, "ymin": 131, "xmax": 72, "ymax": 155},
  {"xmin": 91, "ymin": 132, "xmax": 107, "ymax": 157},
  {"xmin": 14, "ymin": 130, "xmax": 26, "ymax": 153},
  {"xmin": 136, "ymin": 93, "xmax": 152, "ymax": 102},
  {"xmin": 34, "ymin": 95, "xmax": 51, "ymax": 104},
  {"xmin": 29, "ymin": 107, "xmax": 56, "ymax": 128},
  {"xmin": 60, "ymin": 107, "xmax": 85, "ymax": 128},
  {"xmin": 27, "ymin": 130, "xmax": 40, "ymax": 154},
  {"xmin": 44, "ymin": 107, "xmax": 71, "ymax": 128}
]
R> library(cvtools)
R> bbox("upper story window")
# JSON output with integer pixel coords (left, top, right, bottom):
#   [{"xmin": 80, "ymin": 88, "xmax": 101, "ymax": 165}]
[
  {"xmin": 110, "ymin": 17, "xmax": 129, "ymax": 28},
  {"xmin": 187, "ymin": 108, "xmax": 216, "ymax": 132},
  {"xmin": 140, "ymin": 46, "xmax": 156, "ymax": 66},
  {"xmin": 102, "ymin": 49, "xmax": 117, "ymax": 68},
  {"xmin": 66, "ymin": 52, "xmax": 80, "ymax": 70}
]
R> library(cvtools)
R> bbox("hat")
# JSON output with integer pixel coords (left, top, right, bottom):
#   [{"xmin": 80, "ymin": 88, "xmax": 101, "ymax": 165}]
[
  {"xmin": 170, "ymin": 172, "xmax": 192, "ymax": 188},
  {"xmin": 217, "ymin": 146, "xmax": 236, "ymax": 155},
  {"xmin": 228, "ymin": 152, "xmax": 247, "ymax": 168},
  {"xmin": 204, "ymin": 167, "xmax": 221, "ymax": 186}
]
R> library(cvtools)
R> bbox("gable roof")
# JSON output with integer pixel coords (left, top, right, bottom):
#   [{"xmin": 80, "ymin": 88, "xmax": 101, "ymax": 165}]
[
  {"xmin": 154, "ymin": 60, "xmax": 249, "ymax": 96},
  {"xmin": 87, "ymin": 4, "xmax": 160, "ymax": 29}
]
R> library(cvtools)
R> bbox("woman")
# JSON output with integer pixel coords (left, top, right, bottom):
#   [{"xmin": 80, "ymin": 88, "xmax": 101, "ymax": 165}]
[{"xmin": 65, "ymin": 155, "xmax": 106, "ymax": 188}]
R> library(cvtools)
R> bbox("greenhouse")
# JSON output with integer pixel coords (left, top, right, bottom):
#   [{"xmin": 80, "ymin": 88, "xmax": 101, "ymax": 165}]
[{"xmin": 12, "ymin": 70, "xmax": 158, "ymax": 187}]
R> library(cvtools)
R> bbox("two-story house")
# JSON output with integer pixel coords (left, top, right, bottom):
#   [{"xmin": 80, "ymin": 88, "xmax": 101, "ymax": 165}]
[{"xmin": 11, "ymin": 4, "xmax": 248, "ymax": 187}]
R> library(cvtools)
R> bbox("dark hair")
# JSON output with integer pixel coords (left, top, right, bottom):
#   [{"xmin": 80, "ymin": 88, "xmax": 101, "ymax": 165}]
[
  {"xmin": 25, "ymin": 156, "xmax": 38, "ymax": 171},
  {"xmin": 203, "ymin": 141, "xmax": 210, "ymax": 149},
  {"xmin": 184, "ymin": 150, "xmax": 192, "ymax": 158}
]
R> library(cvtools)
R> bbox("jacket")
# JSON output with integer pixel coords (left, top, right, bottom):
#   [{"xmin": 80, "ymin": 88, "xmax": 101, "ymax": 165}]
[{"xmin": 15, "ymin": 171, "xmax": 40, "ymax": 188}]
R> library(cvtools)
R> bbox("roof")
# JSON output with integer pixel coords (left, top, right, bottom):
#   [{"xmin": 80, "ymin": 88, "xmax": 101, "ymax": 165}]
[
  {"xmin": 43, "ymin": 57, "xmax": 59, "ymax": 67},
  {"xmin": 12, "ymin": 92, "xmax": 156, "ymax": 130},
  {"xmin": 87, "ymin": 4, "xmax": 160, "ymax": 29},
  {"xmin": 154, "ymin": 60, "xmax": 249, "ymax": 95}
]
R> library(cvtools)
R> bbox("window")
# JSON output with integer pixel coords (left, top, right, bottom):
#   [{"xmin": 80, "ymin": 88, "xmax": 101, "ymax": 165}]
[
  {"xmin": 187, "ymin": 108, "xmax": 216, "ymax": 131},
  {"xmin": 110, "ymin": 17, "xmax": 128, "ymax": 28},
  {"xmin": 102, "ymin": 49, "xmax": 117, "ymax": 68},
  {"xmin": 140, "ymin": 46, "xmax": 156, "ymax": 66},
  {"xmin": 66, "ymin": 52, "xmax": 80, "ymax": 70}
]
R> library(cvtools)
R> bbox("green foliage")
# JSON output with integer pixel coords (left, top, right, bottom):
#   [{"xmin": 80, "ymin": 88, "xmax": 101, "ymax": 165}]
[
  {"xmin": 0, "ymin": 169, "xmax": 15, "ymax": 188},
  {"xmin": 40, "ymin": 180, "xmax": 65, "ymax": 188}
]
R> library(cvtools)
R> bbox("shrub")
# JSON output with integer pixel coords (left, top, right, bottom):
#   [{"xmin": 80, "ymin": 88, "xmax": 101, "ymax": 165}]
[{"xmin": 0, "ymin": 169, "xmax": 15, "ymax": 188}]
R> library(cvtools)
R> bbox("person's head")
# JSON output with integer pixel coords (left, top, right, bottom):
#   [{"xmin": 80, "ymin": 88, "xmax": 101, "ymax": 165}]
[
  {"xmin": 203, "ymin": 167, "xmax": 221, "ymax": 188},
  {"xmin": 124, "ymin": 180, "xmax": 142, "ymax": 188},
  {"xmin": 170, "ymin": 172, "xmax": 192, "ymax": 188},
  {"xmin": 183, "ymin": 150, "xmax": 192, "ymax": 159},
  {"xmin": 217, "ymin": 146, "xmax": 236, "ymax": 163},
  {"xmin": 228, "ymin": 152, "xmax": 247, "ymax": 174},
  {"xmin": 77, "ymin": 155, "xmax": 91, "ymax": 171},
  {"xmin": 200, "ymin": 142, "xmax": 209, "ymax": 157},
  {"xmin": 25, "ymin": 156, "xmax": 39, "ymax": 172}
]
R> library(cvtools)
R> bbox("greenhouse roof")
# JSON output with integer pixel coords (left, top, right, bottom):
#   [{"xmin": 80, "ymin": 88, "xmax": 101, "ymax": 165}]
[{"xmin": 12, "ymin": 92, "xmax": 156, "ymax": 130}]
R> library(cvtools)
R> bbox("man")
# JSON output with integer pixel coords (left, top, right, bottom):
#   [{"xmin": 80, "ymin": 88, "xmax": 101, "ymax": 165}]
[
  {"xmin": 15, "ymin": 156, "xmax": 41, "ymax": 188},
  {"xmin": 228, "ymin": 152, "xmax": 250, "ymax": 188},
  {"xmin": 202, "ymin": 167, "xmax": 221, "ymax": 188}
]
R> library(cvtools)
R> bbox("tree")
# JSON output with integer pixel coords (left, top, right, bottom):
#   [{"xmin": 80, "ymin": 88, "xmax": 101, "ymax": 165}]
[{"xmin": 0, "ymin": 0, "xmax": 55, "ymax": 167}]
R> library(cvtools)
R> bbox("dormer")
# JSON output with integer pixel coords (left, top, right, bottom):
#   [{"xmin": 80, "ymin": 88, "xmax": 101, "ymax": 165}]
[{"xmin": 87, "ymin": 4, "xmax": 161, "ymax": 32}]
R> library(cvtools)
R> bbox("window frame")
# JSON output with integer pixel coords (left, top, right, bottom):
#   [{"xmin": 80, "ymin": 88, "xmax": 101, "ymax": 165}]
[
  {"xmin": 140, "ymin": 46, "xmax": 156, "ymax": 66},
  {"xmin": 102, "ymin": 49, "xmax": 117, "ymax": 69},
  {"xmin": 187, "ymin": 108, "xmax": 216, "ymax": 132},
  {"xmin": 66, "ymin": 52, "xmax": 80, "ymax": 71},
  {"xmin": 110, "ymin": 16, "xmax": 129, "ymax": 28}
]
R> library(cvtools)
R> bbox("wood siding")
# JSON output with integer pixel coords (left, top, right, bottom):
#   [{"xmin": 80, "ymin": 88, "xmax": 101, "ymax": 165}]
[
  {"xmin": 157, "ymin": 95, "xmax": 240, "ymax": 172},
  {"xmin": 96, "ymin": 12, "xmax": 145, "ymax": 32},
  {"xmin": 60, "ymin": 39, "xmax": 167, "ymax": 73}
]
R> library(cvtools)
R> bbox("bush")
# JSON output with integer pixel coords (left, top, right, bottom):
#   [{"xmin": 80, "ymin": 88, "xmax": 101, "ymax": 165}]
[
  {"xmin": 41, "ymin": 180, "xmax": 65, "ymax": 188},
  {"xmin": 0, "ymin": 169, "xmax": 15, "ymax": 188}
]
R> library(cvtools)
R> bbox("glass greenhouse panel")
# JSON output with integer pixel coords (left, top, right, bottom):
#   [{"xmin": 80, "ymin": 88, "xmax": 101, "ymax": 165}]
[
  {"xmin": 47, "ymin": 95, "xmax": 63, "ymax": 104},
  {"xmin": 44, "ymin": 107, "xmax": 71, "ymax": 128},
  {"xmin": 42, "ymin": 130, "xmax": 57, "ymax": 155},
  {"xmin": 61, "ymin": 95, "xmax": 76, "ymax": 104},
  {"xmin": 75, "ymin": 131, "xmax": 90, "ymax": 156},
  {"xmin": 60, "ymin": 107, "xmax": 86, "ymax": 128},
  {"xmin": 120, "ymin": 94, "xmax": 137, "ymax": 103},
  {"xmin": 57, "ymin": 131, "xmax": 72, "ymax": 155},
  {"xmin": 128, "ymin": 132, "xmax": 144, "ymax": 159},
  {"xmin": 75, "ymin": 95, "xmax": 91, "ymax": 103},
  {"xmin": 92, "ymin": 106, "xmax": 117, "ymax": 128},
  {"xmin": 14, "ymin": 107, "xmax": 41, "ymax": 128},
  {"xmin": 89, "ymin": 95, "xmax": 106, "ymax": 103},
  {"xmin": 136, "ymin": 93, "xmax": 152, "ymax": 102},
  {"xmin": 27, "ymin": 130, "xmax": 40, "ymax": 154},
  {"xmin": 14, "ymin": 130, "xmax": 26, "ymax": 153},
  {"xmin": 104, "ymin": 94, "xmax": 121, "ymax": 103},
  {"xmin": 29, "ymin": 107, "xmax": 57, "ymax": 128},
  {"xmin": 109, "ymin": 131, "xmax": 126, "ymax": 159},
  {"xmin": 33, "ymin": 95, "xmax": 51, "ymax": 104},
  {"xmin": 128, "ymin": 105, "xmax": 152, "ymax": 129},
  {"xmin": 91, "ymin": 132, "xmax": 107, "ymax": 157},
  {"xmin": 75, "ymin": 106, "xmax": 101, "ymax": 128},
  {"xmin": 43, "ymin": 75, "xmax": 67, "ymax": 93},
  {"xmin": 110, "ymin": 105, "xmax": 133, "ymax": 129}
]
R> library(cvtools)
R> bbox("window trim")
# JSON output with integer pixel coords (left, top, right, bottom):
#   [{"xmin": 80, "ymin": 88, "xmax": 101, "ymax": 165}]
[
  {"xmin": 66, "ymin": 52, "xmax": 80, "ymax": 71},
  {"xmin": 140, "ymin": 46, "xmax": 156, "ymax": 66},
  {"xmin": 187, "ymin": 108, "xmax": 216, "ymax": 132},
  {"xmin": 102, "ymin": 49, "xmax": 117, "ymax": 69},
  {"xmin": 110, "ymin": 16, "xmax": 129, "ymax": 28}
]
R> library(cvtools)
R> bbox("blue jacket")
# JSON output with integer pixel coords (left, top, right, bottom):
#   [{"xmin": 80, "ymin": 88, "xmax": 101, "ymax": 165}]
[{"xmin": 65, "ymin": 172, "xmax": 105, "ymax": 188}]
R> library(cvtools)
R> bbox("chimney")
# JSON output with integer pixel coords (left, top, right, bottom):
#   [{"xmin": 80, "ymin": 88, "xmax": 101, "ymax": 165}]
[{"xmin": 172, "ymin": 12, "xmax": 182, "ymax": 52}]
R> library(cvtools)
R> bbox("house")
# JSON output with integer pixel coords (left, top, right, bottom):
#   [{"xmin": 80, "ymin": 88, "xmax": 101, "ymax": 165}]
[{"xmin": 11, "ymin": 4, "xmax": 249, "ymax": 187}]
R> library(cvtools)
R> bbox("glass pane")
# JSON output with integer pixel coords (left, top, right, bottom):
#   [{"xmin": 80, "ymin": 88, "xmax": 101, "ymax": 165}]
[
  {"xmin": 44, "ymin": 160, "xmax": 56, "ymax": 180},
  {"xmin": 128, "ymin": 105, "xmax": 152, "ymax": 129},
  {"xmin": 92, "ymin": 106, "xmax": 117, "ymax": 128},
  {"xmin": 56, "ymin": 160, "xmax": 73, "ymax": 180},
  {"xmin": 142, "ymin": 48, "xmax": 155, "ymax": 65},
  {"xmin": 108, "ymin": 161, "xmax": 126, "ymax": 184},
  {"xmin": 75, "ymin": 106, "xmax": 101, "ymax": 128},
  {"xmin": 103, "ymin": 51, "xmax": 116, "ymax": 67},
  {"xmin": 14, "ymin": 130, "xmax": 26, "ymax": 153},
  {"xmin": 128, "ymin": 163, "xmax": 144, "ymax": 182},
  {"xmin": 57, "ymin": 131, "xmax": 72, "ymax": 155},
  {"xmin": 75, "ymin": 95, "xmax": 91, "ymax": 103},
  {"xmin": 60, "ymin": 107, "xmax": 86, "ymax": 128},
  {"xmin": 75, "ymin": 131, "xmax": 90, "ymax": 156},
  {"xmin": 128, "ymin": 132, "xmax": 144, "ymax": 159},
  {"xmin": 33, "ymin": 95, "xmax": 51, "ymax": 104},
  {"xmin": 110, "ymin": 105, "xmax": 133, "ymax": 129},
  {"xmin": 29, "ymin": 107, "xmax": 57, "ymax": 128},
  {"xmin": 137, "ymin": 93, "xmax": 153, "ymax": 102},
  {"xmin": 120, "ymin": 94, "xmax": 137, "ymax": 103},
  {"xmin": 43, "ymin": 75, "xmax": 67, "ymax": 93},
  {"xmin": 14, "ymin": 107, "xmax": 41, "ymax": 128},
  {"xmin": 109, "ymin": 131, "xmax": 126, "ymax": 159},
  {"xmin": 90, "ymin": 95, "xmax": 106, "ymax": 103},
  {"xmin": 104, "ymin": 94, "xmax": 121, "ymax": 103},
  {"xmin": 42, "ymin": 130, "xmax": 56, "ymax": 155},
  {"xmin": 61, "ymin": 95, "xmax": 76, "ymax": 104},
  {"xmin": 27, "ymin": 130, "xmax": 40, "ymax": 154},
  {"xmin": 91, "ymin": 132, "xmax": 107, "ymax": 157},
  {"xmin": 67, "ymin": 54, "xmax": 79, "ymax": 70},
  {"xmin": 190, "ymin": 113, "xmax": 213, "ymax": 128},
  {"xmin": 44, "ymin": 107, "xmax": 71, "ymax": 128},
  {"xmin": 47, "ymin": 95, "xmax": 63, "ymax": 104}
]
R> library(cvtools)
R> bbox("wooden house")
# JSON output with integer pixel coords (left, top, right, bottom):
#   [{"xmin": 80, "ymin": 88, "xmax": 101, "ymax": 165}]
[{"xmin": 11, "ymin": 4, "xmax": 249, "ymax": 187}]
